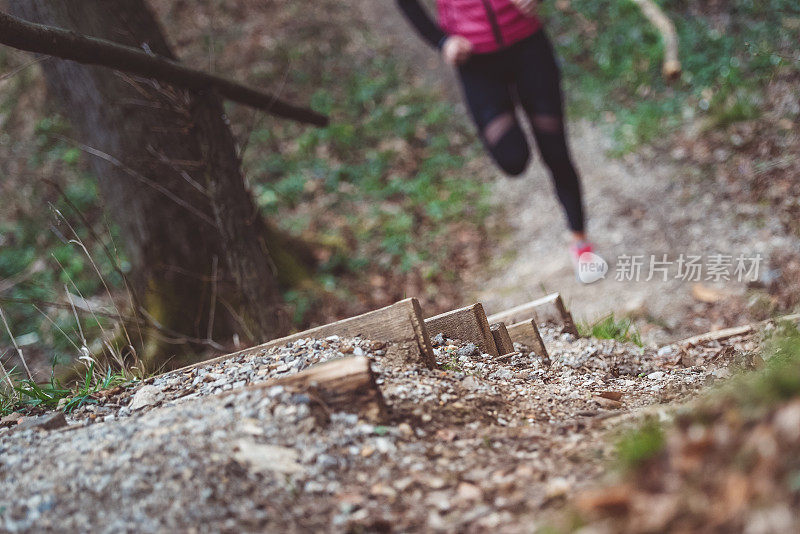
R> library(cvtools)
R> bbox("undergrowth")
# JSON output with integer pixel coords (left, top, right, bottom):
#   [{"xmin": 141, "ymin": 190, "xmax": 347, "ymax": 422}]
[
  {"xmin": 244, "ymin": 53, "xmax": 490, "ymax": 285},
  {"xmin": 1, "ymin": 360, "xmax": 136, "ymax": 417},
  {"xmin": 615, "ymin": 319, "xmax": 800, "ymax": 473},
  {"xmin": 710, "ymin": 320, "xmax": 800, "ymax": 411},
  {"xmin": 543, "ymin": 0, "xmax": 800, "ymax": 152}
]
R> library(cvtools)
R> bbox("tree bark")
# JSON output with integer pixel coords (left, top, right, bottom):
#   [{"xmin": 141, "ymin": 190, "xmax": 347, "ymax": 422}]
[{"xmin": 8, "ymin": 0, "xmax": 290, "ymax": 364}]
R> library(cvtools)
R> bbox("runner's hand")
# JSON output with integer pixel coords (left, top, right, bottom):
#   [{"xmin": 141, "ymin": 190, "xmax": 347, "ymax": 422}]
[
  {"xmin": 510, "ymin": 0, "xmax": 539, "ymax": 17},
  {"xmin": 442, "ymin": 36, "xmax": 473, "ymax": 66}
]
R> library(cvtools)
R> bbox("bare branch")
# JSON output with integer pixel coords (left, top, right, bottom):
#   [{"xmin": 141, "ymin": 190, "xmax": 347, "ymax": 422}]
[
  {"xmin": 0, "ymin": 10, "xmax": 329, "ymax": 126},
  {"xmin": 630, "ymin": 0, "xmax": 682, "ymax": 80}
]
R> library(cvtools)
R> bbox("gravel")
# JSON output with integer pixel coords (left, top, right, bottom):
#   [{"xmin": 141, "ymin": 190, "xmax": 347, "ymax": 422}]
[{"xmin": 0, "ymin": 324, "xmax": 762, "ymax": 532}]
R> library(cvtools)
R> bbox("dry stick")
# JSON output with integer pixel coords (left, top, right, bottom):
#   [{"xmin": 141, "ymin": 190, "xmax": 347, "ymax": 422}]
[
  {"xmin": 44, "ymin": 180, "xmax": 144, "ymax": 349},
  {"xmin": 0, "ymin": 54, "xmax": 47, "ymax": 82},
  {"xmin": 206, "ymin": 255, "xmax": 219, "ymax": 342},
  {"xmin": 0, "ymin": 306, "xmax": 33, "ymax": 380},
  {"xmin": 51, "ymin": 135, "xmax": 218, "ymax": 228},
  {"xmin": 0, "ymin": 11, "xmax": 328, "ymax": 126},
  {"xmin": 0, "ymin": 296, "xmax": 227, "ymax": 351},
  {"xmin": 51, "ymin": 205, "xmax": 135, "ymax": 354},
  {"xmin": 630, "ymin": 0, "xmax": 682, "ymax": 79},
  {"xmin": 0, "ymin": 349, "xmax": 15, "ymax": 391}
]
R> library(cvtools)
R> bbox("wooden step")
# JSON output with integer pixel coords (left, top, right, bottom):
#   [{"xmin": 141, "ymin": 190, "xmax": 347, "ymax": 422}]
[
  {"xmin": 677, "ymin": 312, "xmax": 800, "ymax": 346},
  {"xmin": 227, "ymin": 356, "xmax": 387, "ymax": 423},
  {"xmin": 272, "ymin": 356, "xmax": 386, "ymax": 422},
  {"xmin": 506, "ymin": 319, "xmax": 549, "ymax": 360},
  {"xmin": 487, "ymin": 292, "xmax": 579, "ymax": 337},
  {"xmin": 163, "ymin": 298, "xmax": 435, "ymax": 377},
  {"xmin": 490, "ymin": 323, "xmax": 516, "ymax": 356},
  {"xmin": 425, "ymin": 303, "xmax": 499, "ymax": 357}
]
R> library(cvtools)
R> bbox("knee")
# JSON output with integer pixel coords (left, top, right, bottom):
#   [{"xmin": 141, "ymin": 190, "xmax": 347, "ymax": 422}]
[
  {"xmin": 499, "ymin": 151, "xmax": 529, "ymax": 176},
  {"xmin": 489, "ymin": 129, "xmax": 530, "ymax": 177}
]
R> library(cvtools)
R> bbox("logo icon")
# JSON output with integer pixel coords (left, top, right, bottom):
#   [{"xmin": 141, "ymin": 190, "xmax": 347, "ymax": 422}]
[{"xmin": 577, "ymin": 252, "xmax": 608, "ymax": 284}]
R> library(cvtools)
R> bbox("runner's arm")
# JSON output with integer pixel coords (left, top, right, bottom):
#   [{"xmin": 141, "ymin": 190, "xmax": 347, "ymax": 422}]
[{"xmin": 396, "ymin": 0, "xmax": 449, "ymax": 49}]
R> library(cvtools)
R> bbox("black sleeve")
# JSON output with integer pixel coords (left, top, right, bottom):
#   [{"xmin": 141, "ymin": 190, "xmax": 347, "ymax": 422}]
[{"xmin": 396, "ymin": 0, "xmax": 449, "ymax": 49}]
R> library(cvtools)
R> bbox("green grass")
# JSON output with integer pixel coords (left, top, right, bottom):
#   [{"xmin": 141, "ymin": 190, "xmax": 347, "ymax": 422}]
[
  {"xmin": 713, "ymin": 320, "xmax": 800, "ymax": 411},
  {"xmin": 580, "ymin": 314, "xmax": 643, "ymax": 346},
  {"xmin": 1, "ymin": 361, "xmax": 133, "ymax": 416},
  {"xmin": 615, "ymin": 417, "xmax": 666, "ymax": 471},
  {"xmin": 245, "ymin": 54, "xmax": 490, "ymax": 276},
  {"xmin": 543, "ymin": 0, "xmax": 800, "ymax": 152}
]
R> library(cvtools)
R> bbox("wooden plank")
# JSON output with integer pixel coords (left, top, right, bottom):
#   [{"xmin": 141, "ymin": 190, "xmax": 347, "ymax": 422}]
[
  {"xmin": 506, "ymin": 319, "xmax": 549, "ymax": 359},
  {"xmin": 425, "ymin": 303, "xmax": 499, "ymax": 357},
  {"xmin": 487, "ymin": 292, "xmax": 579, "ymax": 336},
  {"xmin": 226, "ymin": 356, "xmax": 387, "ymax": 422},
  {"xmin": 490, "ymin": 323, "xmax": 516, "ymax": 356},
  {"xmin": 273, "ymin": 356, "xmax": 386, "ymax": 422},
  {"xmin": 157, "ymin": 298, "xmax": 435, "ymax": 378},
  {"xmin": 677, "ymin": 313, "xmax": 800, "ymax": 346}
]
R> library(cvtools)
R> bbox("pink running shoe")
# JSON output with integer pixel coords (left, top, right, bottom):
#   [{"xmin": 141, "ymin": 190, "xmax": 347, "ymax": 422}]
[{"xmin": 570, "ymin": 241, "xmax": 606, "ymax": 284}]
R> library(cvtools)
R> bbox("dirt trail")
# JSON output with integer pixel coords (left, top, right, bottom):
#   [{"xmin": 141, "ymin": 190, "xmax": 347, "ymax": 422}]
[{"xmin": 354, "ymin": 1, "xmax": 799, "ymax": 345}]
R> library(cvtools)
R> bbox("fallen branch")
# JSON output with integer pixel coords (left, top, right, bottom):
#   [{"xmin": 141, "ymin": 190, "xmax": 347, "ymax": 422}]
[
  {"xmin": 0, "ymin": 10, "xmax": 329, "ymax": 126},
  {"xmin": 630, "ymin": 0, "xmax": 682, "ymax": 79}
]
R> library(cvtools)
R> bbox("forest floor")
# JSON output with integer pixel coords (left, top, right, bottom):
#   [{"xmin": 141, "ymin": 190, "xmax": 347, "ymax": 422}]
[
  {"xmin": 2, "ymin": 317, "xmax": 798, "ymax": 532},
  {"xmin": 354, "ymin": 0, "xmax": 800, "ymax": 346}
]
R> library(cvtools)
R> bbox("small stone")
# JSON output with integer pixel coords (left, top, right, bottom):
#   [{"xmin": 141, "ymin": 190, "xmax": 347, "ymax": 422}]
[
  {"xmin": 457, "ymin": 343, "xmax": 479, "ymax": 358},
  {"xmin": 15, "ymin": 412, "xmax": 68, "ymax": 432},
  {"xmin": 129, "ymin": 385, "xmax": 163, "ymax": 410},
  {"xmin": 657, "ymin": 345, "xmax": 675, "ymax": 358},
  {"xmin": 456, "ymin": 482, "xmax": 483, "ymax": 502},
  {"xmin": 647, "ymin": 371, "xmax": 666, "ymax": 380},
  {"xmin": 461, "ymin": 375, "xmax": 481, "ymax": 390},
  {"xmin": 545, "ymin": 477, "xmax": 570, "ymax": 499},
  {"xmin": 398, "ymin": 422, "xmax": 413, "ymax": 438},
  {"xmin": 774, "ymin": 400, "xmax": 800, "ymax": 442},
  {"xmin": 711, "ymin": 368, "xmax": 731, "ymax": 379},
  {"xmin": 233, "ymin": 439, "xmax": 302, "ymax": 474},
  {"xmin": 0, "ymin": 412, "xmax": 23, "ymax": 426}
]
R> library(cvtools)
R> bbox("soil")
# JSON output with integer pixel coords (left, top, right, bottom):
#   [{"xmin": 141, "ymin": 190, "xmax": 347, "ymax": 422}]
[{"xmin": 0, "ymin": 321, "xmax": 770, "ymax": 532}]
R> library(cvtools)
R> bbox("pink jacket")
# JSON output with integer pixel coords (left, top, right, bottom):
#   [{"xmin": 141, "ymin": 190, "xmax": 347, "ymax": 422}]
[{"xmin": 436, "ymin": 0, "xmax": 542, "ymax": 53}]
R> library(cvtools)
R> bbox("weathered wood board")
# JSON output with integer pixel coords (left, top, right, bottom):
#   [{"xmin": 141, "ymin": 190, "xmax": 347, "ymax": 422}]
[
  {"xmin": 425, "ymin": 303, "xmax": 499, "ymax": 357},
  {"xmin": 506, "ymin": 319, "xmax": 549, "ymax": 359},
  {"xmin": 487, "ymin": 293, "xmax": 579, "ymax": 336},
  {"xmin": 267, "ymin": 356, "xmax": 387, "ymax": 422},
  {"xmin": 161, "ymin": 298, "xmax": 435, "ymax": 377},
  {"xmin": 677, "ymin": 312, "xmax": 800, "ymax": 346},
  {"xmin": 490, "ymin": 322, "xmax": 516, "ymax": 356}
]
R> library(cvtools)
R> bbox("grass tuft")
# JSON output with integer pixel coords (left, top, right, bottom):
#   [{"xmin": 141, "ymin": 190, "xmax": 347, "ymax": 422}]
[
  {"xmin": 711, "ymin": 320, "xmax": 800, "ymax": 411},
  {"xmin": 615, "ymin": 417, "xmax": 665, "ymax": 472},
  {"xmin": 580, "ymin": 314, "xmax": 643, "ymax": 346}
]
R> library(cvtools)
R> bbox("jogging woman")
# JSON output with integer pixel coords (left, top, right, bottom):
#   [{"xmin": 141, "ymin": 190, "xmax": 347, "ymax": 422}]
[{"xmin": 396, "ymin": 0, "xmax": 595, "ymax": 274}]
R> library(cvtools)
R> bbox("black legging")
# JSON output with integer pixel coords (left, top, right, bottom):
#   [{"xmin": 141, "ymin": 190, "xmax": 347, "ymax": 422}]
[{"xmin": 458, "ymin": 31, "xmax": 585, "ymax": 233}]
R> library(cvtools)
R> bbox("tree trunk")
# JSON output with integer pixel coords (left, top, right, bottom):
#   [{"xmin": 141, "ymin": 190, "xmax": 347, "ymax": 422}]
[{"xmin": 9, "ymin": 0, "xmax": 289, "ymax": 365}]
